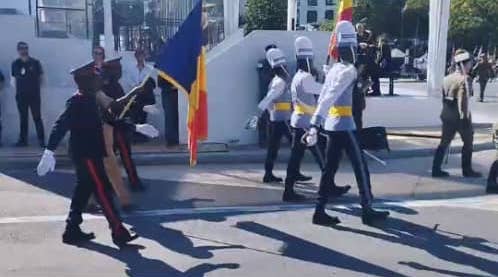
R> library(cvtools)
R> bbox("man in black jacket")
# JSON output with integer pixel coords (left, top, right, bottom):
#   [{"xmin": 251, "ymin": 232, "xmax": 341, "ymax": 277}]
[
  {"xmin": 36, "ymin": 61, "xmax": 158, "ymax": 246},
  {"xmin": 11, "ymin": 41, "xmax": 45, "ymax": 147}
]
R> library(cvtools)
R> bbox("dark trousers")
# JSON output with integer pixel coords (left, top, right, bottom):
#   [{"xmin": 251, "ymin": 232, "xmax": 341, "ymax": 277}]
[
  {"xmin": 114, "ymin": 128, "xmax": 141, "ymax": 187},
  {"xmin": 433, "ymin": 119, "xmax": 474, "ymax": 173},
  {"xmin": 317, "ymin": 130, "xmax": 373, "ymax": 209},
  {"xmin": 285, "ymin": 128, "xmax": 325, "ymax": 190},
  {"xmin": 265, "ymin": 121, "xmax": 291, "ymax": 174},
  {"xmin": 258, "ymin": 111, "xmax": 270, "ymax": 148},
  {"xmin": 367, "ymin": 62, "xmax": 381, "ymax": 96},
  {"xmin": 16, "ymin": 92, "xmax": 45, "ymax": 144},
  {"xmin": 68, "ymin": 158, "xmax": 125, "ymax": 235},
  {"xmin": 479, "ymin": 80, "xmax": 488, "ymax": 101},
  {"xmin": 161, "ymin": 89, "xmax": 179, "ymax": 146}
]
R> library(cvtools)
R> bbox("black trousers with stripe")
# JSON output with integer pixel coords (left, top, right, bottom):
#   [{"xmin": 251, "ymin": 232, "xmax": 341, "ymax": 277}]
[
  {"xmin": 285, "ymin": 128, "xmax": 325, "ymax": 190},
  {"xmin": 114, "ymin": 128, "xmax": 141, "ymax": 187},
  {"xmin": 317, "ymin": 130, "xmax": 373, "ymax": 209},
  {"xmin": 68, "ymin": 158, "xmax": 125, "ymax": 234}
]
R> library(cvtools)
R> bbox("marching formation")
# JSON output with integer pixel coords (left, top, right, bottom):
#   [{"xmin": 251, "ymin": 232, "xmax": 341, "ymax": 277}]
[
  {"xmin": 31, "ymin": 19, "xmax": 494, "ymax": 249},
  {"xmin": 249, "ymin": 21, "xmax": 390, "ymax": 226}
]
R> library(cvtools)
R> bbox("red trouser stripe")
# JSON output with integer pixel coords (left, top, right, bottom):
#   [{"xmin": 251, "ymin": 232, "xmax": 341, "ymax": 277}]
[
  {"xmin": 116, "ymin": 131, "xmax": 138, "ymax": 185},
  {"xmin": 85, "ymin": 160, "xmax": 121, "ymax": 231}
]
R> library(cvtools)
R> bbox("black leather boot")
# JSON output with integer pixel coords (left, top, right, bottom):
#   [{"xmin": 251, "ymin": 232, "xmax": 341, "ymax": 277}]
[
  {"xmin": 62, "ymin": 226, "xmax": 96, "ymax": 245},
  {"xmin": 432, "ymin": 146, "xmax": 449, "ymax": 177},
  {"xmin": 362, "ymin": 207, "xmax": 390, "ymax": 225}
]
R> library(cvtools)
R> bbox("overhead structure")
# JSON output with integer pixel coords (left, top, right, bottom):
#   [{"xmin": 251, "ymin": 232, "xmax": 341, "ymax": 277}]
[{"xmin": 427, "ymin": 0, "xmax": 451, "ymax": 96}]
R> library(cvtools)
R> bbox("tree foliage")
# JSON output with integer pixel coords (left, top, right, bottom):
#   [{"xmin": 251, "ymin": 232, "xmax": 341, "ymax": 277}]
[{"xmin": 244, "ymin": 0, "xmax": 287, "ymax": 34}]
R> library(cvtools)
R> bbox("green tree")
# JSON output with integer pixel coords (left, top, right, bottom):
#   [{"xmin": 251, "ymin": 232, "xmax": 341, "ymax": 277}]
[
  {"xmin": 244, "ymin": 0, "xmax": 287, "ymax": 34},
  {"xmin": 319, "ymin": 20, "xmax": 336, "ymax": 32}
]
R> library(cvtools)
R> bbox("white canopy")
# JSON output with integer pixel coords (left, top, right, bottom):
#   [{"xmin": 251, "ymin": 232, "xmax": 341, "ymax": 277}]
[{"xmin": 427, "ymin": 0, "xmax": 451, "ymax": 96}]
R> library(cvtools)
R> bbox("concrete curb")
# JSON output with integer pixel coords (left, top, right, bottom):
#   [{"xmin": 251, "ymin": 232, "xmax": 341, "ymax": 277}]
[{"xmin": 1, "ymin": 141, "xmax": 494, "ymax": 169}]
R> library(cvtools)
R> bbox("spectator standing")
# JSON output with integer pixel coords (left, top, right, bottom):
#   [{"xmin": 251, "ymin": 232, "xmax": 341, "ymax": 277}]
[
  {"xmin": 11, "ymin": 41, "xmax": 45, "ymax": 147},
  {"xmin": 356, "ymin": 23, "xmax": 381, "ymax": 96},
  {"xmin": 472, "ymin": 53, "xmax": 495, "ymax": 102},
  {"xmin": 158, "ymin": 76, "xmax": 179, "ymax": 147},
  {"xmin": 122, "ymin": 49, "xmax": 157, "ymax": 130}
]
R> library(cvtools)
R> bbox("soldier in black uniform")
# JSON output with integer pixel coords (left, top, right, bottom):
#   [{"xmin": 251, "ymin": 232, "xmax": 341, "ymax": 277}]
[
  {"xmin": 100, "ymin": 56, "xmax": 146, "ymax": 191},
  {"xmin": 432, "ymin": 49, "xmax": 482, "ymax": 178},
  {"xmin": 36, "ymin": 62, "xmax": 157, "ymax": 246}
]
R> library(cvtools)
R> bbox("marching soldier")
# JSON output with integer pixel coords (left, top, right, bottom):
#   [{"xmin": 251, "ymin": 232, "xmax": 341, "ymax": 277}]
[
  {"xmin": 432, "ymin": 49, "xmax": 482, "ymax": 178},
  {"xmin": 303, "ymin": 21, "xmax": 390, "ymax": 226},
  {"xmin": 247, "ymin": 48, "xmax": 311, "ymax": 186},
  {"xmin": 284, "ymin": 36, "xmax": 350, "ymax": 202},
  {"xmin": 36, "ymin": 61, "xmax": 159, "ymax": 246}
]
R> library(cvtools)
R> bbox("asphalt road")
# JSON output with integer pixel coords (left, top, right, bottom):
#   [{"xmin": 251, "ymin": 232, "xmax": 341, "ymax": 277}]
[{"xmin": 0, "ymin": 150, "xmax": 497, "ymax": 276}]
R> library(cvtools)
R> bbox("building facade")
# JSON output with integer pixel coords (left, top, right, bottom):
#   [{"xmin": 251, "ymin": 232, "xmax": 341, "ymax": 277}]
[{"xmin": 297, "ymin": 0, "xmax": 336, "ymax": 27}]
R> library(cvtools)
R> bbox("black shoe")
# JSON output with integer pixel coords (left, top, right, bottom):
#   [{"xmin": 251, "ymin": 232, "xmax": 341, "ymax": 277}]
[
  {"xmin": 112, "ymin": 229, "xmax": 139, "ymax": 247},
  {"xmin": 486, "ymin": 183, "xmax": 498, "ymax": 194},
  {"xmin": 362, "ymin": 208, "xmax": 390, "ymax": 225},
  {"xmin": 313, "ymin": 210, "xmax": 341, "ymax": 226},
  {"xmin": 432, "ymin": 170, "xmax": 450, "ymax": 178},
  {"xmin": 329, "ymin": 185, "xmax": 352, "ymax": 198},
  {"xmin": 62, "ymin": 227, "xmax": 96, "ymax": 245},
  {"xmin": 296, "ymin": 173, "xmax": 312, "ymax": 182},
  {"xmin": 263, "ymin": 174, "xmax": 283, "ymax": 183},
  {"xmin": 14, "ymin": 141, "xmax": 28, "ymax": 147},
  {"xmin": 463, "ymin": 170, "xmax": 482, "ymax": 178},
  {"xmin": 39, "ymin": 141, "xmax": 46, "ymax": 148},
  {"xmin": 282, "ymin": 190, "xmax": 307, "ymax": 202},
  {"xmin": 130, "ymin": 182, "xmax": 147, "ymax": 192}
]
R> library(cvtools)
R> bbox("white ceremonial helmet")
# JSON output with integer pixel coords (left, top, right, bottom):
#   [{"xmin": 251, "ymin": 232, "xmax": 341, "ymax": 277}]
[
  {"xmin": 266, "ymin": 48, "xmax": 287, "ymax": 69},
  {"xmin": 295, "ymin": 36, "xmax": 314, "ymax": 58},
  {"xmin": 335, "ymin": 20, "xmax": 358, "ymax": 48},
  {"xmin": 334, "ymin": 20, "xmax": 358, "ymax": 63}
]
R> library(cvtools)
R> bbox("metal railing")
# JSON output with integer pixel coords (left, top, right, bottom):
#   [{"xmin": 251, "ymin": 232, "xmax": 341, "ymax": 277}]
[{"xmin": 35, "ymin": 0, "xmax": 90, "ymax": 39}]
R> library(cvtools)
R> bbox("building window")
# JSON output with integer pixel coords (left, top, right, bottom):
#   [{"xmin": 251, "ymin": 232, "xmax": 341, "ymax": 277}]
[
  {"xmin": 325, "ymin": 10, "xmax": 334, "ymax": 20},
  {"xmin": 308, "ymin": 0, "xmax": 318, "ymax": 6},
  {"xmin": 325, "ymin": 0, "xmax": 334, "ymax": 5},
  {"xmin": 307, "ymin": 10, "xmax": 317, "ymax": 23}
]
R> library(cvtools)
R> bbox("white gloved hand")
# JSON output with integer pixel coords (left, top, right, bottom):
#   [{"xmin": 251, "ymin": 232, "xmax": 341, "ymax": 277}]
[
  {"xmin": 37, "ymin": 149, "xmax": 56, "ymax": 176},
  {"xmin": 245, "ymin": 115, "xmax": 259, "ymax": 130},
  {"xmin": 135, "ymin": 124, "xmax": 159, "ymax": 138},
  {"xmin": 322, "ymin": 65, "xmax": 331, "ymax": 75},
  {"xmin": 143, "ymin": 105, "xmax": 159, "ymax": 114},
  {"xmin": 302, "ymin": 127, "xmax": 318, "ymax": 147}
]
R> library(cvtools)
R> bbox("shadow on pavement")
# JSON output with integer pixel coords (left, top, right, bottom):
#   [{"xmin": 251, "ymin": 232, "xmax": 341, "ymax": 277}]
[
  {"xmin": 235, "ymin": 221, "xmax": 407, "ymax": 277},
  {"xmin": 398, "ymin": 261, "xmax": 490, "ymax": 277},
  {"xmin": 329, "ymin": 207, "xmax": 498, "ymax": 276},
  {"xmin": 79, "ymin": 241, "xmax": 239, "ymax": 277}
]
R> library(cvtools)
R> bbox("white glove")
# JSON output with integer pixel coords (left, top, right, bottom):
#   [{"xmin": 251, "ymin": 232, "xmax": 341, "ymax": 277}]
[
  {"xmin": 302, "ymin": 127, "xmax": 318, "ymax": 147},
  {"xmin": 322, "ymin": 65, "xmax": 331, "ymax": 75},
  {"xmin": 37, "ymin": 149, "xmax": 56, "ymax": 176},
  {"xmin": 143, "ymin": 105, "xmax": 159, "ymax": 114},
  {"xmin": 135, "ymin": 124, "xmax": 159, "ymax": 138},
  {"xmin": 245, "ymin": 115, "xmax": 259, "ymax": 130}
]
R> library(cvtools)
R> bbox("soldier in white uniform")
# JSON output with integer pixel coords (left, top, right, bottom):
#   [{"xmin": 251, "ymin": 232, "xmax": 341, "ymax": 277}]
[
  {"xmin": 284, "ymin": 36, "xmax": 351, "ymax": 202},
  {"xmin": 248, "ymin": 48, "xmax": 311, "ymax": 186},
  {"xmin": 303, "ymin": 21, "xmax": 389, "ymax": 226}
]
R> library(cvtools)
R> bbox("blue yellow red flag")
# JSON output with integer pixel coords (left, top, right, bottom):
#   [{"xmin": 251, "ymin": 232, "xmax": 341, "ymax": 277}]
[{"xmin": 155, "ymin": 0, "xmax": 207, "ymax": 166}]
